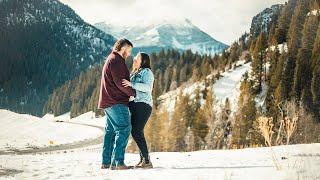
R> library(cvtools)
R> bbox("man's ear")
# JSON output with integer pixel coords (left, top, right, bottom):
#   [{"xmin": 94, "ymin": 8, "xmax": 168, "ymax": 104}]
[{"xmin": 120, "ymin": 46, "xmax": 125, "ymax": 53}]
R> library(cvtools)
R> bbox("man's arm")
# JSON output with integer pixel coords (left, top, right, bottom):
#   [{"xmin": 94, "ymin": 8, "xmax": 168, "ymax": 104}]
[{"xmin": 110, "ymin": 60, "xmax": 136, "ymax": 97}]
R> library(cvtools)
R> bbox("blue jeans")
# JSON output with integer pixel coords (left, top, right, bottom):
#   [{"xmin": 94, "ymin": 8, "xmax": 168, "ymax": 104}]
[{"xmin": 102, "ymin": 104, "xmax": 131, "ymax": 166}]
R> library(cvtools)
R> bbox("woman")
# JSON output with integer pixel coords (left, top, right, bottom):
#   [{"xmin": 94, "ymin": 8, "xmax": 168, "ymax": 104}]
[{"xmin": 122, "ymin": 52, "xmax": 154, "ymax": 169}]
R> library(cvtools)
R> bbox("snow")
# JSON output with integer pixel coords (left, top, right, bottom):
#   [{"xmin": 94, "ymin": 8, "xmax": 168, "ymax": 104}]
[
  {"xmin": 0, "ymin": 109, "xmax": 319, "ymax": 179},
  {"xmin": 95, "ymin": 18, "xmax": 227, "ymax": 56},
  {"xmin": 0, "ymin": 143, "xmax": 319, "ymax": 179},
  {"xmin": 213, "ymin": 62, "xmax": 251, "ymax": 111},
  {"xmin": 0, "ymin": 110, "xmax": 103, "ymax": 152},
  {"xmin": 307, "ymin": 9, "xmax": 320, "ymax": 16},
  {"xmin": 158, "ymin": 60, "xmax": 251, "ymax": 115},
  {"xmin": 267, "ymin": 43, "xmax": 288, "ymax": 53}
]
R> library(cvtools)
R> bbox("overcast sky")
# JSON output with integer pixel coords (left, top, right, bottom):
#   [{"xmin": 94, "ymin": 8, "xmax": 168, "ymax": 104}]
[{"xmin": 60, "ymin": 0, "xmax": 287, "ymax": 45}]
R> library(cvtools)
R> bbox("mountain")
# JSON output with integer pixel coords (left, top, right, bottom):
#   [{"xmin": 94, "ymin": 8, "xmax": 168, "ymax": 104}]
[
  {"xmin": 250, "ymin": 4, "xmax": 284, "ymax": 37},
  {"xmin": 0, "ymin": 0, "xmax": 116, "ymax": 116},
  {"xmin": 95, "ymin": 19, "xmax": 228, "ymax": 56}
]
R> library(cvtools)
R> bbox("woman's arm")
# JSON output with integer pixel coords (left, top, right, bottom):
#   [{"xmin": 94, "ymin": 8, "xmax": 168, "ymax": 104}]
[{"xmin": 131, "ymin": 69, "xmax": 154, "ymax": 92}]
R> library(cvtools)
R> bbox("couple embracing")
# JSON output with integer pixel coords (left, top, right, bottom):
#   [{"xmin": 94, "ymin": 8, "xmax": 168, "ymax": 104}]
[{"xmin": 98, "ymin": 39, "xmax": 154, "ymax": 170}]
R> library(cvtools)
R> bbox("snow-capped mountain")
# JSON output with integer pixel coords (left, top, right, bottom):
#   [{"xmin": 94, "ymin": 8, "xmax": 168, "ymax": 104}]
[
  {"xmin": 0, "ymin": 0, "xmax": 116, "ymax": 116},
  {"xmin": 95, "ymin": 19, "xmax": 228, "ymax": 56},
  {"xmin": 250, "ymin": 4, "xmax": 283, "ymax": 37}
]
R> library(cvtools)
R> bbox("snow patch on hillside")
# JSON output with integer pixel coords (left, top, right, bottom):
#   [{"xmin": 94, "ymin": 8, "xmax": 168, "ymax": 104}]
[
  {"xmin": 267, "ymin": 43, "xmax": 288, "ymax": 53},
  {"xmin": 307, "ymin": 9, "xmax": 320, "ymax": 16},
  {"xmin": 158, "ymin": 60, "xmax": 251, "ymax": 116}
]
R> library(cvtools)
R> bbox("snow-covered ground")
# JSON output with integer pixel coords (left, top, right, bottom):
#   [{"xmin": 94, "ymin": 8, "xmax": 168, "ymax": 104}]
[
  {"xmin": 0, "ymin": 110, "xmax": 104, "ymax": 153},
  {"xmin": 0, "ymin": 110, "xmax": 319, "ymax": 179},
  {"xmin": 0, "ymin": 143, "xmax": 319, "ymax": 180}
]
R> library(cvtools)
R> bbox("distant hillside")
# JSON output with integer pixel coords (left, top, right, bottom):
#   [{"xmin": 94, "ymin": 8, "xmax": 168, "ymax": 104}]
[{"xmin": 0, "ymin": 0, "xmax": 116, "ymax": 116}]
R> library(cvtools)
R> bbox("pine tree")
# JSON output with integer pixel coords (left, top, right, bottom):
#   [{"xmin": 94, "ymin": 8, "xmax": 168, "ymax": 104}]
[
  {"xmin": 311, "ymin": 63, "xmax": 320, "ymax": 121},
  {"xmin": 193, "ymin": 89, "xmax": 213, "ymax": 150},
  {"xmin": 205, "ymin": 91, "xmax": 217, "ymax": 149},
  {"xmin": 220, "ymin": 98, "xmax": 232, "ymax": 149},
  {"xmin": 168, "ymin": 91, "xmax": 188, "ymax": 151},
  {"xmin": 293, "ymin": 15, "xmax": 319, "ymax": 101},
  {"xmin": 145, "ymin": 108, "xmax": 168, "ymax": 152},
  {"xmin": 282, "ymin": 0, "xmax": 311, "ymax": 100},
  {"xmin": 251, "ymin": 32, "xmax": 267, "ymax": 93},
  {"xmin": 163, "ymin": 67, "xmax": 172, "ymax": 93},
  {"xmin": 185, "ymin": 127, "xmax": 195, "ymax": 151},
  {"xmin": 312, "ymin": 26, "xmax": 320, "ymax": 71},
  {"xmin": 231, "ymin": 73, "xmax": 257, "ymax": 148},
  {"xmin": 274, "ymin": 0, "xmax": 298, "ymax": 43},
  {"xmin": 169, "ymin": 66, "xmax": 178, "ymax": 90},
  {"xmin": 311, "ymin": 26, "xmax": 320, "ymax": 119}
]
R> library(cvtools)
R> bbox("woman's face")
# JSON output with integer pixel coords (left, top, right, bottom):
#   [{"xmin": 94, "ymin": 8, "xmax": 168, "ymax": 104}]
[{"xmin": 133, "ymin": 54, "xmax": 142, "ymax": 69}]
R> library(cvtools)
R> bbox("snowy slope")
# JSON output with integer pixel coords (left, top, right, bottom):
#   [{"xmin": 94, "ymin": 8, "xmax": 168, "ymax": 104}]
[
  {"xmin": 43, "ymin": 111, "xmax": 105, "ymax": 127},
  {"xmin": 212, "ymin": 61, "xmax": 251, "ymax": 110},
  {"xmin": 158, "ymin": 60, "xmax": 251, "ymax": 115},
  {"xmin": 0, "ymin": 143, "xmax": 319, "ymax": 179},
  {"xmin": 95, "ymin": 19, "xmax": 228, "ymax": 56},
  {"xmin": 0, "ymin": 110, "xmax": 103, "ymax": 152}
]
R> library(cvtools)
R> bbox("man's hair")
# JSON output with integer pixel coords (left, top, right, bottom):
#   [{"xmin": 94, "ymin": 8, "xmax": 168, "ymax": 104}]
[{"xmin": 113, "ymin": 38, "xmax": 133, "ymax": 51}]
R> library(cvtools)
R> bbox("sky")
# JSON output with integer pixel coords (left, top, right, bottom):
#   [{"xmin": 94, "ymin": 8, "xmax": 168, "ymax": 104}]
[{"xmin": 60, "ymin": 0, "xmax": 287, "ymax": 45}]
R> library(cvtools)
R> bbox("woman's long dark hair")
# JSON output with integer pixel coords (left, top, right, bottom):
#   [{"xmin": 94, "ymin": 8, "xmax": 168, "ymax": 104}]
[{"xmin": 139, "ymin": 52, "xmax": 151, "ymax": 69}]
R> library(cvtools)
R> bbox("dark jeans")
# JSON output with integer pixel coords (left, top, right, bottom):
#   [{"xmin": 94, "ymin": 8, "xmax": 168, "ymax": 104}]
[{"xmin": 129, "ymin": 101, "xmax": 152, "ymax": 160}]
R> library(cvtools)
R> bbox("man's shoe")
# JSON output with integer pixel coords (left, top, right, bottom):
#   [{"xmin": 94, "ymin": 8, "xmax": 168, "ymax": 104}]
[{"xmin": 101, "ymin": 164, "xmax": 110, "ymax": 169}]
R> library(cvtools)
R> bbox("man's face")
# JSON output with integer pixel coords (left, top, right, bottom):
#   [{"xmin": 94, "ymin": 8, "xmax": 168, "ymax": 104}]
[{"xmin": 122, "ymin": 45, "xmax": 132, "ymax": 60}]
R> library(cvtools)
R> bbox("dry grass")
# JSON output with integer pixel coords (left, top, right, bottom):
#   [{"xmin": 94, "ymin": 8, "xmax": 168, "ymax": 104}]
[
  {"xmin": 284, "ymin": 116, "xmax": 298, "ymax": 145},
  {"xmin": 257, "ymin": 117, "xmax": 274, "ymax": 147},
  {"xmin": 256, "ymin": 100, "xmax": 300, "ymax": 171},
  {"xmin": 257, "ymin": 116, "xmax": 281, "ymax": 170}
]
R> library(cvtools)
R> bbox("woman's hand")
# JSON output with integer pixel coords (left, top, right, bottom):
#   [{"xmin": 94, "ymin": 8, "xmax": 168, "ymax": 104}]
[
  {"xmin": 129, "ymin": 96, "xmax": 135, "ymax": 102},
  {"xmin": 122, "ymin": 79, "xmax": 132, "ymax": 87}
]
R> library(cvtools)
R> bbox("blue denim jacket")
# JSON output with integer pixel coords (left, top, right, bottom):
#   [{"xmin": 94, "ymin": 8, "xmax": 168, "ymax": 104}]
[{"xmin": 130, "ymin": 68, "xmax": 154, "ymax": 107}]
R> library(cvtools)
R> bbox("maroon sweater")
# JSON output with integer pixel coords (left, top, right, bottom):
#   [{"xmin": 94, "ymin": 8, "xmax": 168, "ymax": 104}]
[{"xmin": 98, "ymin": 51, "xmax": 136, "ymax": 109}]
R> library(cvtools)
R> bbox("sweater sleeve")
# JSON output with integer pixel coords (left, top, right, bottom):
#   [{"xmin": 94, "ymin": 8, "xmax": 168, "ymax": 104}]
[
  {"xmin": 132, "ymin": 69, "xmax": 154, "ymax": 92},
  {"xmin": 110, "ymin": 59, "xmax": 136, "ymax": 97}
]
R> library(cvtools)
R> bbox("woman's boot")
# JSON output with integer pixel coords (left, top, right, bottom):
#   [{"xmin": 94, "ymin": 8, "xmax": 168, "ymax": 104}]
[
  {"xmin": 135, "ymin": 155, "xmax": 153, "ymax": 169},
  {"xmin": 134, "ymin": 152, "xmax": 143, "ymax": 168}
]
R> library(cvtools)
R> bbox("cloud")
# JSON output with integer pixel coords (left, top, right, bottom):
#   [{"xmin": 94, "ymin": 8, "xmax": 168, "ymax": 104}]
[{"xmin": 60, "ymin": 0, "xmax": 287, "ymax": 45}]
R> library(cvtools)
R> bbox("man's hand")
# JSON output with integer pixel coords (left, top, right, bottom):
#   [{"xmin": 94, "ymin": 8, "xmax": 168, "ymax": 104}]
[{"xmin": 122, "ymin": 79, "xmax": 132, "ymax": 87}]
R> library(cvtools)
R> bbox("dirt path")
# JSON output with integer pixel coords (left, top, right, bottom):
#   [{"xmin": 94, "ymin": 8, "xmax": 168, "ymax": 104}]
[{"xmin": 0, "ymin": 122, "xmax": 105, "ymax": 155}]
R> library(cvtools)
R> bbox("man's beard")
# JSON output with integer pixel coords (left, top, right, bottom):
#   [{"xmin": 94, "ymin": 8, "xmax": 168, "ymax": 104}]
[{"xmin": 122, "ymin": 52, "xmax": 128, "ymax": 59}]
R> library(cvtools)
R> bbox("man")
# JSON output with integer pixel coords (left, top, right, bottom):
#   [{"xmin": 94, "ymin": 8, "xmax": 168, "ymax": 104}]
[{"xmin": 98, "ymin": 38, "xmax": 136, "ymax": 170}]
